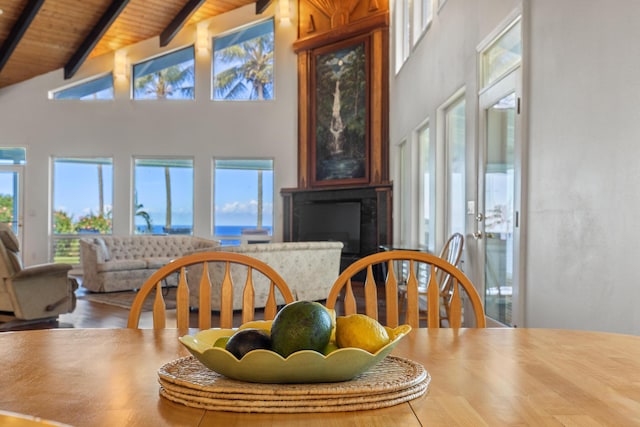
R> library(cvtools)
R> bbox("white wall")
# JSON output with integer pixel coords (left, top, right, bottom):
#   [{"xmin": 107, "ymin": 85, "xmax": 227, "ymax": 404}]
[
  {"xmin": 526, "ymin": 0, "xmax": 640, "ymax": 334},
  {"xmin": 391, "ymin": 0, "xmax": 640, "ymax": 335},
  {"xmin": 0, "ymin": 4, "xmax": 299, "ymax": 266}
]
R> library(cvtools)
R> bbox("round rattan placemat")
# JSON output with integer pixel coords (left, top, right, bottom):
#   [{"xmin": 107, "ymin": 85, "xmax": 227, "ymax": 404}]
[{"xmin": 157, "ymin": 355, "xmax": 430, "ymax": 413}]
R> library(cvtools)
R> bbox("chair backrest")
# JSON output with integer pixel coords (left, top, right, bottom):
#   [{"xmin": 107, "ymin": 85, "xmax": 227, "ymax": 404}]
[
  {"xmin": 325, "ymin": 250, "xmax": 485, "ymax": 328},
  {"xmin": 0, "ymin": 222, "xmax": 22, "ymax": 279},
  {"xmin": 127, "ymin": 251, "xmax": 295, "ymax": 330},
  {"xmin": 437, "ymin": 232, "xmax": 464, "ymax": 295}
]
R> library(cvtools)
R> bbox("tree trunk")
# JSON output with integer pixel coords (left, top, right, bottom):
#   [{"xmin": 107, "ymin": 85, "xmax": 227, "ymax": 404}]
[
  {"xmin": 98, "ymin": 164, "xmax": 104, "ymax": 216},
  {"xmin": 165, "ymin": 167, "xmax": 172, "ymax": 230},
  {"xmin": 257, "ymin": 170, "xmax": 263, "ymax": 228}
]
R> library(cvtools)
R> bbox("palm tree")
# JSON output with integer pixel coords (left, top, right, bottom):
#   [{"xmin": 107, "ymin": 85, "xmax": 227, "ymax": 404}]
[
  {"xmin": 134, "ymin": 64, "xmax": 194, "ymax": 99},
  {"xmin": 97, "ymin": 164, "xmax": 104, "ymax": 216},
  {"xmin": 164, "ymin": 167, "xmax": 172, "ymax": 231},
  {"xmin": 134, "ymin": 193, "xmax": 152, "ymax": 233},
  {"xmin": 214, "ymin": 33, "xmax": 274, "ymax": 100}
]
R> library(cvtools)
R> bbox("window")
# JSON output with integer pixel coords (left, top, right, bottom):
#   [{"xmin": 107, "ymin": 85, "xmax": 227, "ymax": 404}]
[
  {"xmin": 51, "ymin": 74, "xmax": 114, "ymax": 100},
  {"xmin": 445, "ymin": 97, "xmax": 466, "ymax": 237},
  {"xmin": 481, "ymin": 18, "xmax": 522, "ymax": 89},
  {"xmin": 213, "ymin": 159, "xmax": 273, "ymax": 245},
  {"xmin": 133, "ymin": 47, "xmax": 195, "ymax": 100},
  {"xmin": 417, "ymin": 122, "xmax": 434, "ymax": 251},
  {"xmin": 0, "ymin": 148, "xmax": 25, "ymax": 235},
  {"xmin": 133, "ymin": 158, "xmax": 194, "ymax": 234},
  {"xmin": 213, "ymin": 19, "xmax": 274, "ymax": 100},
  {"xmin": 397, "ymin": 140, "xmax": 410, "ymax": 246},
  {"xmin": 413, "ymin": 0, "xmax": 433, "ymax": 45},
  {"xmin": 52, "ymin": 157, "xmax": 113, "ymax": 263},
  {"xmin": 394, "ymin": 0, "xmax": 411, "ymax": 73}
]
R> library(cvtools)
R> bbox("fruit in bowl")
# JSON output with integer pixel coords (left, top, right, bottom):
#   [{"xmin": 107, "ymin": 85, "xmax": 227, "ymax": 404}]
[
  {"xmin": 270, "ymin": 300, "xmax": 333, "ymax": 357},
  {"xmin": 179, "ymin": 301, "xmax": 412, "ymax": 383}
]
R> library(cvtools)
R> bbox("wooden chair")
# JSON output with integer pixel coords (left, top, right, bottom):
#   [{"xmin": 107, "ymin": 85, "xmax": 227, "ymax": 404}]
[
  {"xmin": 127, "ymin": 251, "xmax": 295, "ymax": 330},
  {"xmin": 325, "ymin": 250, "xmax": 485, "ymax": 329},
  {"xmin": 428, "ymin": 232, "xmax": 465, "ymax": 324}
]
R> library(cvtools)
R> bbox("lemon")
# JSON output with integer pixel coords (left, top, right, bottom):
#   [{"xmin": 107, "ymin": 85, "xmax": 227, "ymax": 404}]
[
  {"xmin": 384, "ymin": 324, "xmax": 412, "ymax": 341},
  {"xmin": 335, "ymin": 314, "xmax": 390, "ymax": 353}
]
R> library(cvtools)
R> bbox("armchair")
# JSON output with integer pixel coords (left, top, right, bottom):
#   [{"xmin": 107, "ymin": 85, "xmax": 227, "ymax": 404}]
[{"xmin": 0, "ymin": 223, "xmax": 76, "ymax": 321}]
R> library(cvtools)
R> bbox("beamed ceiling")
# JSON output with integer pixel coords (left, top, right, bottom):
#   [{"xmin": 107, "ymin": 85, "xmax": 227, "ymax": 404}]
[{"xmin": 0, "ymin": 0, "xmax": 271, "ymax": 89}]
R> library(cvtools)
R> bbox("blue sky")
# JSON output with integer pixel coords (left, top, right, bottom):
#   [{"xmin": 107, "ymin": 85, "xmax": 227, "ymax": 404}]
[{"xmin": 43, "ymin": 162, "xmax": 273, "ymax": 229}]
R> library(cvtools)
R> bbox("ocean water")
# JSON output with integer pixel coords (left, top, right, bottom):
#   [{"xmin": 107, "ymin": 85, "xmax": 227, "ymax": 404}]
[{"xmin": 136, "ymin": 224, "xmax": 272, "ymax": 239}]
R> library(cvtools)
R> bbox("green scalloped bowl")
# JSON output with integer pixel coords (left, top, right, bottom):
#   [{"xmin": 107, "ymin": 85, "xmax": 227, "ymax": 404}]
[{"xmin": 178, "ymin": 326, "xmax": 411, "ymax": 384}]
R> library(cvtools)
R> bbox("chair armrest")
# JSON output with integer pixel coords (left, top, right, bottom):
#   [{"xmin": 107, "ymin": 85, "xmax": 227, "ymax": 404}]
[{"xmin": 12, "ymin": 263, "xmax": 72, "ymax": 280}]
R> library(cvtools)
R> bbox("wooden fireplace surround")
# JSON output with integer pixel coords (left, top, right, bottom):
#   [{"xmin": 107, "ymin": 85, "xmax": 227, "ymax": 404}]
[{"xmin": 282, "ymin": 0, "xmax": 392, "ymax": 264}]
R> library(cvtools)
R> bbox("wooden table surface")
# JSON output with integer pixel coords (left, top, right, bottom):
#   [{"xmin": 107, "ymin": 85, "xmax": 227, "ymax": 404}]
[{"xmin": 1, "ymin": 327, "xmax": 639, "ymax": 426}]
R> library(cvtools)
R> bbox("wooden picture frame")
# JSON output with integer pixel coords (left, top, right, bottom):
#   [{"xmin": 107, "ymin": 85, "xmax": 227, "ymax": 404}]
[{"xmin": 310, "ymin": 36, "xmax": 370, "ymax": 187}]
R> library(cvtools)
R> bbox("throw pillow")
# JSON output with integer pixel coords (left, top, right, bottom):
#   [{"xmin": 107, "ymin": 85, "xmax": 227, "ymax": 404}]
[{"xmin": 94, "ymin": 237, "xmax": 111, "ymax": 261}]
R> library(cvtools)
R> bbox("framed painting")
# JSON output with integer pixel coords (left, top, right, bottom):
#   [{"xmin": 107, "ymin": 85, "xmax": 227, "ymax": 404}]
[{"xmin": 311, "ymin": 37, "xmax": 370, "ymax": 186}]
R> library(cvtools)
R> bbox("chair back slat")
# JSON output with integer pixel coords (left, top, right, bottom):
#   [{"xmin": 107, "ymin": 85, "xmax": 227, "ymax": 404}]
[
  {"xmin": 127, "ymin": 251, "xmax": 295, "ymax": 330},
  {"xmin": 176, "ymin": 268, "xmax": 190, "ymax": 329},
  {"xmin": 384, "ymin": 260, "xmax": 399, "ymax": 327},
  {"xmin": 404, "ymin": 261, "xmax": 420, "ymax": 329},
  {"xmin": 199, "ymin": 262, "xmax": 212, "ymax": 330},
  {"xmin": 343, "ymin": 280, "xmax": 357, "ymax": 314},
  {"xmin": 263, "ymin": 282, "xmax": 278, "ymax": 320},
  {"xmin": 364, "ymin": 265, "xmax": 379, "ymax": 320},
  {"xmin": 326, "ymin": 250, "xmax": 485, "ymax": 328},
  {"xmin": 241, "ymin": 267, "xmax": 256, "ymax": 325},
  {"xmin": 220, "ymin": 262, "xmax": 235, "ymax": 329},
  {"xmin": 152, "ymin": 282, "xmax": 166, "ymax": 329},
  {"xmin": 426, "ymin": 264, "xmax": 440, "ymax": 328},
  {"xmin": 448, "ymin": 278, "xmax": 463, "ymax": 328}
]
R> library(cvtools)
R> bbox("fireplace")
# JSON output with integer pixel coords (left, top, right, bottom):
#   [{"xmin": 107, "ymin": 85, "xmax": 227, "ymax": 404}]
[{"xmin": 282, "ymin": 185, "xmax": 392, "ymax": 269}]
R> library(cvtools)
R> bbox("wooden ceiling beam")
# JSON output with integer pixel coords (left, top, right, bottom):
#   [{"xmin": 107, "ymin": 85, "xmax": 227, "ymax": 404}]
[
  {"xmin": 0, "ymin": 0, "xmax": 46, "ymax": 73},
  {"xmin": 159, "ymin": 0, "xmax": 207, "ymax": 47},
  {"xmin": 256, "ymin": 0, "xmax": 273, "ymax": 14},
  {"xmin": 64, "ymin": 0, "xmax": 130, "ymax": 80}
]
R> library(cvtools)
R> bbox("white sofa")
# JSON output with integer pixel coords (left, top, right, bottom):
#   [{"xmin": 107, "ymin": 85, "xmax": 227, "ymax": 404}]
[
  {"xmin": 79, "ymin": 235, "xmax": 219, "ymax": 292},
  {"xmin": 187, "ymin": 241, "xmax": 344, "ymax": 310}
]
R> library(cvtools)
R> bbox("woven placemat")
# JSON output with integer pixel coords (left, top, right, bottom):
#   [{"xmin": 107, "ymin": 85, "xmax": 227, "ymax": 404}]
[{"xmin": 157, "ymin": 355, "xmax": 430, "ymax": 413}]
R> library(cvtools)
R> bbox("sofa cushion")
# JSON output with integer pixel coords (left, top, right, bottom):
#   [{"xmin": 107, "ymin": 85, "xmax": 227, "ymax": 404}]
[
  {"xmin": 94, "ymin": 237, "xmax": 111, "ymax": 261},
  {"xmin": 96, "ymin": 259, "xmax": 147, "ymax": 273}
]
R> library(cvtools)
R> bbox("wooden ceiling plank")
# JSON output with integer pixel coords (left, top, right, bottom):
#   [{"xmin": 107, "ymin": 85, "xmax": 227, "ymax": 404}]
[
  {"xmin": 159, "ymin": 0, "xmax": 207, "ymax": 47},
  {"xmin": 0, "ymin": 0, "xmax": 46, "ymax": 73},
  {"xmin": 255, "ymin": 0, "xmax": 273, "ymax": 14},
  {"xmin": 63, "ymin": 0, "xmax": 130, "ymax": 80}
]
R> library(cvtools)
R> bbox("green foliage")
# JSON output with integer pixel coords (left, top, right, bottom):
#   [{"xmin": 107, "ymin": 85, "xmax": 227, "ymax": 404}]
[
  {"xmin": 134, "ymin": 64, "xmax": 194, "ymax": 99},
  {"xmin": 53, "ymin": 210, "xmax": 75, "ymax": 234},
  {"xmin": 76, "ymin": 212, "xmax": 112, "ymax": 234},
  {"xmin": 214, "ymin": 33, "xmax": 274, "ymax": 100},
  {"xmin": 0, "ymin": 194, "xmax": 14, "ymax": 223}
]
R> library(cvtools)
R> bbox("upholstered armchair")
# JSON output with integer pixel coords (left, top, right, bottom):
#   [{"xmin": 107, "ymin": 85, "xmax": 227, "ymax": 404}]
[{"xmin": 0, "ymin": 223, "xmax": 76, "ymax": 321}]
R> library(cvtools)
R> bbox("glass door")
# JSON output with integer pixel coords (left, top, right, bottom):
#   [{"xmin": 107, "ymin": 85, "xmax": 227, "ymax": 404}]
[
  {"xmin": 477, "ymin": 69, "xmax": 521, "ymax": 326},
  {"xmin": 0, "ymin": 165, "xmax": 24, "ymax": 247}
]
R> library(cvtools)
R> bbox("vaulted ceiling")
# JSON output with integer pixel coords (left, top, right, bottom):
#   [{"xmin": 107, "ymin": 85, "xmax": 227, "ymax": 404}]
[{"xmin": 0, "ymin": 0, "xmax": 268, "ymax": 89}]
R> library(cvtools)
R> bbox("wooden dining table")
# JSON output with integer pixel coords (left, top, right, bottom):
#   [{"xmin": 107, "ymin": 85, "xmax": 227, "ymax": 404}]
[{"xmin": 1, "ymin": 327, "xmax": 639, "ymax": 426}]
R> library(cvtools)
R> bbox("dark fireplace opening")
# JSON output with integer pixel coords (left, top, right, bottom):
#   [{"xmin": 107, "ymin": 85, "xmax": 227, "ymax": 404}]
[
  {"xmin": 282, "ymin": 185, "xmax": 392, "ymax": 270},
  {"xmin": 297, "ymin": 201, "xmax": 361, "ymax": 255}
]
